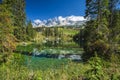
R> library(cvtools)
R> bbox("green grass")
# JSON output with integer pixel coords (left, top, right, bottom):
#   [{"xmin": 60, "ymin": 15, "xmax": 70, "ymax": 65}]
[
  {"xmin": 62, "ymin": 28, "xmax": 79, "ymax": 35},
  {"xmin": 16, "ymin": 43, "xmax": 41, "ymax": 52},
  {"xmin": 0, "ymin": 53, "xmax": 88, "ymax": 80},
  {"xmin": 0, "ymin": 53, "xmax": 120, "ymax": 80}
]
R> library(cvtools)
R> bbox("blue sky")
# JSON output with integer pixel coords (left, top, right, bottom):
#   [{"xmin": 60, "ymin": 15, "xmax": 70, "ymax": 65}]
[{"xmin": 26, "ymin": 0, "xmax": 86, "ymax": 20}]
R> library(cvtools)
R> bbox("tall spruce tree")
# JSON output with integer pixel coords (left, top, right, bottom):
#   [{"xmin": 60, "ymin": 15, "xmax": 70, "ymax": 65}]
[
  {"xmin": 26, "ymin": 21, "xmax": 36, "ymax": 40},
  {"xmin": 13, "ymin": 0, "xmax": 26, "ymax": 41},
  {"xmin": 0, "ymin": 1, "xmax": 16, "ymax": 63},
  {"xmin": 108, "ymin": 0, "xmax": 120, "ymax": 52},
  {"xmin": 109, "ymin": 0, "xmax": 120, "ymax": 27},
  {"xmin": 82, "ymin": 0, "xmax": 110, "ymax": 60},
  {"xmin": 3, "ymin": 0, "xmax": 26, "ymax": 41}
]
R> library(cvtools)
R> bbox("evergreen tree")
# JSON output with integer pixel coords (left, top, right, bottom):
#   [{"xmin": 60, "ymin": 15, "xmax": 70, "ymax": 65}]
[
  {"xmin": 109, "ymin": 0, "xmax": 120, "ymax": 27},
  {"xmin": 0, "ymin": 1, "xmax": 16, "ymax": 63},
  {"xmin": 82, "ymin": 0, "xmax": 110, "ymax": 60},
  {"xmin": 108, "ymin": 0, "xmax": 120, "ymax": 52},
  {"xmin": 14, "ymin": 0, "xmax": 26, "ymax": 41},
  {"xmin": 3, "ymin": 0, "xmax": 27, "ymax": 41},
  {"xmin": 80, "ymin": 0, "xmax": 120, "ymax": 60},
  {"xmin": 26, "ymin": 21, "xmax": 36, "ymax": 40}
]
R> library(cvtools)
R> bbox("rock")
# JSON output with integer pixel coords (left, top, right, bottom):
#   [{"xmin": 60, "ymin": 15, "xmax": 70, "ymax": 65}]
[
  {"xmin": 58, "ymin": 54, "xmax": 65, "ymax": 59},
  {"xmin": 69, "ymin": 55, "xmax": 81, "ymax": 60}
]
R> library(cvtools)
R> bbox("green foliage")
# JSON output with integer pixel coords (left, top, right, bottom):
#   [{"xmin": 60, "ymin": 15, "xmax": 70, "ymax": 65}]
[
  {"xmin": 35, "ymin": 27, "xmax": 79, "ymax": 47},
  {"xmin": 13, "ymin": 0, "xmax": 26, "ymax": 40},
  {"xmin": 14, "ymin": 27, "xmax": 27, "ymax": 41},
  {"xmin": 3, "ymin": 0, "xmax": 27, "ymax": 41},
  {"xmin": 109, "ymin": 10, "xmax": 120, "ymax": 52},
  {"xmin": 0, "ymin": 52, "xmax": 120, "ymax": 80},
  {"xmin": 0, "ymin": 53, "xmax": 42, "ymax": 80},
  {"xmin": 26, "ymin": 21, "xmax": 37, "ymax": 40},
  {"xmin": 80, "ymin": 0, "xmax": 120, "ymax": 60},
  {"xmin": 0, "ymin": 2, "xmax": 16, "ymax": 63},
  {"xmin": 0, "ymin": 0, "xmax": 120, "ymax": 80},
  {"xmin": 82, "ymin": 39, "xmax": 110, "ymax": 60},
  {"xmin": 85, "ymin": 55, "xmax": 104, "ymax": 80},
  {"xmin": 39, "ymin": 60, "xmax": 88, "ymax": 80},
  {"xmin": 81, "ymin": 20, "xmax": 110, "ymax": 60},
  {"xmin": 0, "ymin": 53, "xmax": 86, "ymax": 80},
  {"xmin": 85, "ymin": 54, "xmax": 120, "ymax": 80},
  {"xmin": 104, "ymin": 54, "xmax": 120, "ymax": 80}
]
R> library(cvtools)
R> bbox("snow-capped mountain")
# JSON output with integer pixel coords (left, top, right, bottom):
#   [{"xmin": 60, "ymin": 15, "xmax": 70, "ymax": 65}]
[{"xmin": 32, "ymin": 15, "xmax": 87, "ymax": 27}]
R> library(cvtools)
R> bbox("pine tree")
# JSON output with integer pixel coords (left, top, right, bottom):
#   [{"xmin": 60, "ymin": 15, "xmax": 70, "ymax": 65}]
[
  {"xmin": 14, "ymin": 0, "xmax": 26, "ymax": 41},
  {"xmin": 26, "ymin": 21, "xmax": 36, "ymax": 40},
  {"xmin": 3, "ymin": 0, "xmax": 27, "ymax": 41},
  {"xmin": 109, "ymin": 0, "xmax": 120, "ymax": 27},
  {"xmin": 0, "ymin": 1, "xmax": 16, "ymax": 63},
  {"xmin": 108, "ymin": 0, "xmax": 120, "ymax": 52},
  {"xmin": 82, "ymin": 0, "xmax": 110, "ymax": 60}
]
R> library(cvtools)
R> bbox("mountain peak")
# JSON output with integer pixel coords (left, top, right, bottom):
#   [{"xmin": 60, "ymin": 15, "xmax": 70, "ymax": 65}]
[{"xmin": 33, "ymin": 15, "xmax": 87, "ymax": 27}]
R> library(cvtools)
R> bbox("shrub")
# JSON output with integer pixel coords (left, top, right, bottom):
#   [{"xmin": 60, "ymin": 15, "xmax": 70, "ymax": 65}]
[{"xmin": 85, "ymin": 54, "xmax": 105, "ymax": 80}]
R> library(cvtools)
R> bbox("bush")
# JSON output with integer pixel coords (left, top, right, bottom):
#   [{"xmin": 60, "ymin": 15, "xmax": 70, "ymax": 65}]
[
  {"xmin": 85, "ymin": 54, "xmax": 105, "ymax": 80},
  {"xmin": 82, "ymin": 40, "xmax": 110, "ymax": 61}
]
